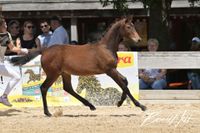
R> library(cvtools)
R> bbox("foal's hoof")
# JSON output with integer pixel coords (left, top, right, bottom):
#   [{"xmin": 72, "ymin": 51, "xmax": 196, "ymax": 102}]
[
  {"xmin": 117, "ymin": 101, "xmax": 123, "ymax": 107},
  {"xmin": 90, "ymin": 106, "xmax": 96, "ymax": 111},
  {"xmin": 140, "ymin": 105, "xmax": 147, "ymax": 111},
  {"xmin": 44, "ymin": 112, "xmax": 52, "ymax": 117}
]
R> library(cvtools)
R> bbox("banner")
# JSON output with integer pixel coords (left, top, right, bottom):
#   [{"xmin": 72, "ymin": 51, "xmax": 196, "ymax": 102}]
[{"xmin": 0, "ymin": 52, "xmax": 139, "ymax": 108}]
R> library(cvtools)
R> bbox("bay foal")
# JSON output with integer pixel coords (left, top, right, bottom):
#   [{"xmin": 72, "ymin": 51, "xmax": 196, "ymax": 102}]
[{"xmin": 11, "ymin": 17, "xmax": 147, "ymax": 116}]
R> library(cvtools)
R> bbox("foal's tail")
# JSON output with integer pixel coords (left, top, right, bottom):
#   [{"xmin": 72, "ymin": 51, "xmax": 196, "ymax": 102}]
[{"xmin": 10, "ymin": 49, "xmax": 42, "ymax": 66}]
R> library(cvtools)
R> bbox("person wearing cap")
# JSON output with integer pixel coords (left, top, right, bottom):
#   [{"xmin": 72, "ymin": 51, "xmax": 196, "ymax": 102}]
[
  {"xmin": 0, "ymin": 15, "xmax": 28, "ymax": 106},
  {"xmin": 48, "ymin": 16, "xmax": 69, "ymax": 47},
  {"xmin": 139, "ymin": 38, "xmax": 167, "ymax": 90},
  {"xmin": 7, "ymin": 20, "xmax": 20, "ymax": 42},
  {"xmin": 187, "ymin": 37, "xmax": 200, "ymax": 89},
  {"xmin": 190, "ymin": 37, "xmax": 200, "ymax": 51},
  {"xmin": 7, "ymin": 20, "xmax": 21, "ymax": 55}
]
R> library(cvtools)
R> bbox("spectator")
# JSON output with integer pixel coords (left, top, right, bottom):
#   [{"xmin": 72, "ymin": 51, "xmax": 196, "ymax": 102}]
[
  {"xmin": 118, "ymin": 41, "xmax": 131, "ymax": 51},
  {"xmin": 48, "ymin": 16, "xmax": 69, "ymax": 47},
  {"xmin": 6, "ymin": 20, "xmax": 21, "ymax": 55},
  {"xmin": 190, "ymin": 37, "xmax": 200, "ymax": 51},
  {"xmin": 0, "ymin": 15, "xmax": 27, "ymax": 106},
  {"xmin": 139, "ymin": 38, "xmax": 167, "ymax": 90},
  {"xmin": 37, "ymin": 20, "xmax": 52, "ymax": 48},
  {"xmin": 187, "ymin": 37, "xmax": 200, "ymax": 89},
  {"xmin": 18, "ymin": 20, "xmax": 40, "ymax": 54}
]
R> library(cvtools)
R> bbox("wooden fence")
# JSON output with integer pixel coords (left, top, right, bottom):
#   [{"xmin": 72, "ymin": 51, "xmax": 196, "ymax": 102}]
[{"xmin": 138, "ymin": 52, "xmax": 200, "ymax": 101}]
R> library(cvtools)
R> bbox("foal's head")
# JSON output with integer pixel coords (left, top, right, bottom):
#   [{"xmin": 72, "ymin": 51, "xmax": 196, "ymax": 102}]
[{"xmin": 119, "ymin": 17, "xmax": 141, "ymax": 43}]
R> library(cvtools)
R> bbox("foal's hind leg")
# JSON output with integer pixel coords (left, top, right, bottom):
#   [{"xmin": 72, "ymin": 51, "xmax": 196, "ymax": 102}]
[
  {"xmin": 117, "ymin": 92, "xmax": 127, "ymax": 107},
  {"xmin": 107, "ymin": 69, "xmax": 147, "ymax": 111},
  {"xmin": 62, "ymin": 73, "xmax": 96, "ymax": 110},
  {"xmin": 40, "ymin": 75, "xmax": 59, "ymax": 116}
]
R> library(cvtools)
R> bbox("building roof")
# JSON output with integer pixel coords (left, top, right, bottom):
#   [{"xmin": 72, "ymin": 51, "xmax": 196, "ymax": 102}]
[
  {"xmin": 0, "ymin": 0, "xmax": 199, "ymax": 11},
  {"xmin": 0, "ymin": 0, "xmax": 142, "ymax": 11}
]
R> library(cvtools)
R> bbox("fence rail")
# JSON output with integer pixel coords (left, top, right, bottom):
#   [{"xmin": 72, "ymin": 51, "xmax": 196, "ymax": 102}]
[
  {"xmin": 138, "ymin": 52, "xmax": 200, "ymax": 100},
  {"xmin": 138, "ymin": 51, "xmax": 200, "ymax": 69}
]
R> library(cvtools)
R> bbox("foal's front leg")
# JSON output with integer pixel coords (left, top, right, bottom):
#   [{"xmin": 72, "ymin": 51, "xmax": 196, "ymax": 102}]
[
  {"xmin": 107, "ymin": 69, "xmax": 147, "ymax": 111},
  {"xmin": 40, "ymin": 75, "xmax": 58, "ymax": 116},
  {"xmin": 115, "ymin": 73, "xmax": 128, "ymax": 107}
]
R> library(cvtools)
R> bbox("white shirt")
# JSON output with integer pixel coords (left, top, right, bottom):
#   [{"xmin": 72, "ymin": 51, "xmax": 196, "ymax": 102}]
[
  {"xmin": 48, "ymin": 26, "xmax": 69, "ymax": 47},
  {"xmin": 37, "ymin": 31, "xmax": 52, "ymax": 48}
]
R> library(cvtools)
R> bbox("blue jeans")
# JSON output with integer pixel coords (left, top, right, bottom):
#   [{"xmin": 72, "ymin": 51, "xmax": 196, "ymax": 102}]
[
  {"xmin": 139, "ymin": 78, "xmax": 167, "ymax": 90},
  {"xmin": 187, "ymin": 72, "xmax": 200, "ymax": 89}
]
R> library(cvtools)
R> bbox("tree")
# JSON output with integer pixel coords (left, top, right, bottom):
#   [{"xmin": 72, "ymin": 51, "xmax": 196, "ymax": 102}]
[{"xmin": 100, "ymin": 0, "xmax": 200, "ymax": 50}]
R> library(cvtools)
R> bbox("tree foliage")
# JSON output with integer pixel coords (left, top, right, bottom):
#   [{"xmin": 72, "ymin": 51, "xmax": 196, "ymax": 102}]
[
  {"xmin": 100, "ymin": 0, "xmax": 200, "ymax": 50},
  {"xmin": 100, "ymin": 0, "xmax": 200, "ymax": 11}
]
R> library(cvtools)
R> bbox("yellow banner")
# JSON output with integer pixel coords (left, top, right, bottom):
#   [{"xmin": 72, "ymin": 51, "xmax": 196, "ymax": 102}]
[{"xmin": 117, "ymin": 52, "xmax": 134, "ymax": 68}]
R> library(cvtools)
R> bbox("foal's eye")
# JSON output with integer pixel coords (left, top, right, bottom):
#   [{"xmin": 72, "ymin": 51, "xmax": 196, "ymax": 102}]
[{"xmin": 127, "ymin": 26, "xmax": 131, "ymax": 29}]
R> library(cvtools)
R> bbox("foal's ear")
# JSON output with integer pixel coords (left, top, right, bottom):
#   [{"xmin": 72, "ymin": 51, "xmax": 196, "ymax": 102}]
[{"xmin": 125, "ymin": 15, "xmax": 133, "ymax": 23}]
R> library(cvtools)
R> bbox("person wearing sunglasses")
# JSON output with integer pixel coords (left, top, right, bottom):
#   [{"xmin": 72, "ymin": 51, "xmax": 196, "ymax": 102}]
[
  {"xmin": 18, "ymin": 20, "xmax": 40, "ymax": 54},
  {"xmin": 37, "ymin": 20, "xmax": 52, "ymax": 48},
  {"xmin": 0, "ymin": 15, "xmax": 29, "ymax": 106},
  {"xmin": 6, "ymin": 20, "xmax": 21, "ymax": 55}
]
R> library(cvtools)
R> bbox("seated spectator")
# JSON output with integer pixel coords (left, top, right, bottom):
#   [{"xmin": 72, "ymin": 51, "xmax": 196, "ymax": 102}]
[
  {"xmin": 187, "ymin": 37, "xmax": 200, "ymax": 89},
  {"xmin": 190, "ymin": 37, "xmax": 200, "ymax": 51},
  {"xmin": 37, "ymin": 20, "xmax": 52, "ymax": 48},
  {"xmin": 139, "ymin": 39, "xmax": 167, "ymax": 90}
]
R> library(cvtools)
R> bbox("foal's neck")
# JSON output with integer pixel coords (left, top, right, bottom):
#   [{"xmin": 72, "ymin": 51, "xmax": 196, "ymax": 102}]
[{"xmin": 100, "ymin": 23, "xmax": 122, "ymax": 54}]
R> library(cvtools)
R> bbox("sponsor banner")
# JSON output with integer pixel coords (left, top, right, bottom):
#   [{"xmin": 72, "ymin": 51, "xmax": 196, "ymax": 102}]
[{"xmin": 0, "ymin": 52, "xmax": 139, "ymax": 108}]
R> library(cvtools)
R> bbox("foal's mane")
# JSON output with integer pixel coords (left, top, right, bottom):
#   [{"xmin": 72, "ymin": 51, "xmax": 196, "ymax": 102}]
[{"xmin": 102, "ymin": 17, "xmax": 126, "ymax": 37}]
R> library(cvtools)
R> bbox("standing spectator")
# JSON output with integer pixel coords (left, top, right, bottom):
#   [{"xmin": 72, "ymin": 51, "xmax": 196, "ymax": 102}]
[
  {"xmin": 37, "ymin": 20, "xmax": 52, "ymax": 48},
  {"xmin": 0, "ymin": 15, "xmax": 27, "ymax": 106},
  {"xmin": 48, "ymin": 16, "xmax": 69, "ymax": 47},
  {"xmin": 118, "ymin": 41, "xmax": 131, "ymax": 51},
  {"xmin": 187, "ymin": 37, "xmax": 200, "ymax": 89},
  {"xmin": 18, "ymin": 20, "xmax": 40, "ymax": 54},
  {"xmin": 139, "ymin": 39, "xmax": 167, "ymax": 90},
  {"xmin": 6, "ymin": 20, "xmax": 21, "ymax": 55}
]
